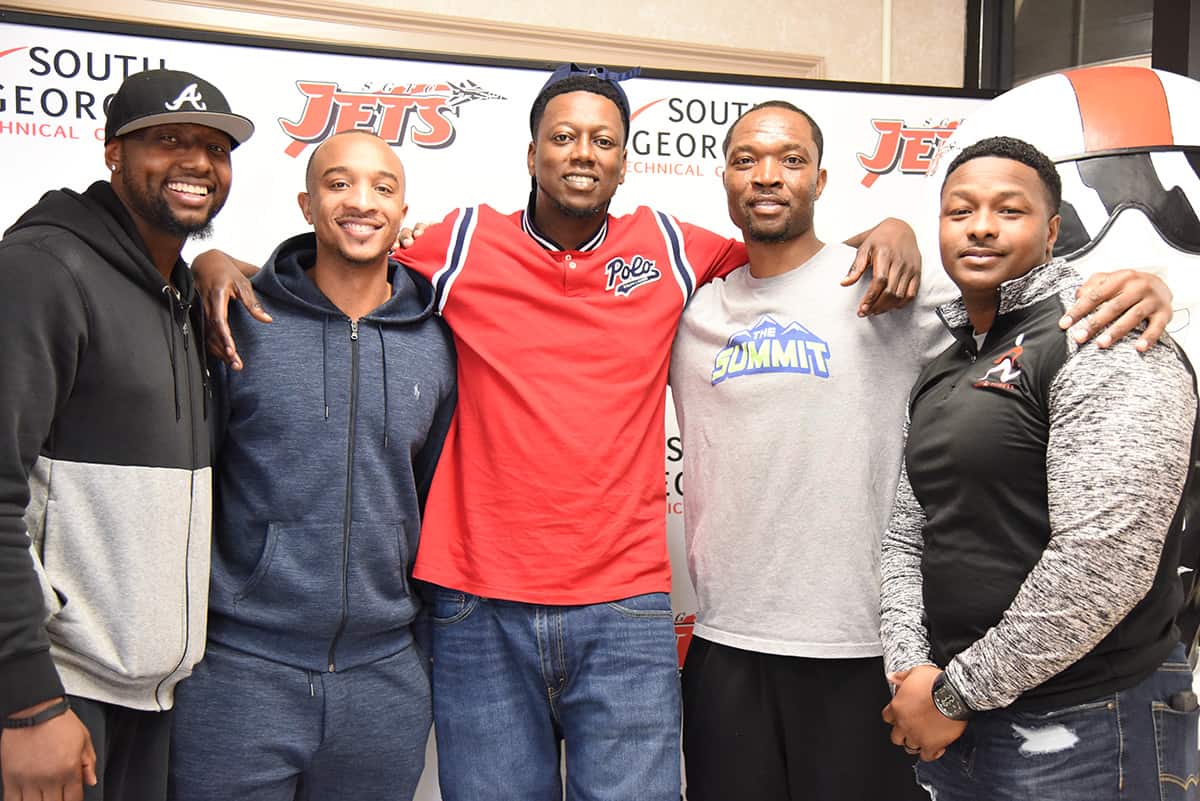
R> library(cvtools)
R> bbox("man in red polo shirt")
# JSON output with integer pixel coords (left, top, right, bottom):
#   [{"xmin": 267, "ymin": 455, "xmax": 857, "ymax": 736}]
[{"xmin": 195, "ymin": 66, "xmax": 1171, "ymax": 801}]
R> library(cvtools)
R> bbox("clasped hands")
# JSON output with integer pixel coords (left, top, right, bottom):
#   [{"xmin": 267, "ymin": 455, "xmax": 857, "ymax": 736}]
[{"xmin": 881, "ymin": 665, "xmax": 967, "ymax": 762}]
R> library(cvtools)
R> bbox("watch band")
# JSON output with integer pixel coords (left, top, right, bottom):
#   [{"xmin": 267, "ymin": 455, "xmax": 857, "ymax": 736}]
[
  {"xmin": 931, "ymin": 672, "xmax": 973, "ymax": 721},
  {"xmin": 3, "ymin": 697, "xmax": 71, "ymax": 729}
]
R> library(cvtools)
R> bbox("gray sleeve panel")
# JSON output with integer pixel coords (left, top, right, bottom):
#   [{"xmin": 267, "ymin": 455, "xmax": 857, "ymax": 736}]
[
  {"xmin": 880, "ymin": 418, "xmax": 938, "ymax": 675},
  {"xmin": 945, "ymin": 331, "xmax": 1196, "ymax": 712}
]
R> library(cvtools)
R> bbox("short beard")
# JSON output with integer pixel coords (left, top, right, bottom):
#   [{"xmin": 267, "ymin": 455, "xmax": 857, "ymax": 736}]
[
  {"xmin": 120, "ymin": 171, "xmax": 222, "ymax": 239},
  {"xmin": 741, "ymin": 193, "xmax": 816, "ymax": 245},
  {"xmin": 335, "ymin": 245, "xmax": 390, "ymax": 267},
  {"xmin": 553, "ymin": 198, "xmax": 606, "ymax": 219},
  {"xmin": 746, "ymin": 224, "xmax": 796, "ymax": 244},
  {"xmin": 536, "ymin": 179, "xmax": 608, "ymax": 220}
]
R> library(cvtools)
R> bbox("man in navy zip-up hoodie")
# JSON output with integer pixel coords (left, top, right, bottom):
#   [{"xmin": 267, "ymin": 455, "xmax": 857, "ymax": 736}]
[{"xmin": 169, "ymin": 131, "xmax": 456, "ymax": 801}]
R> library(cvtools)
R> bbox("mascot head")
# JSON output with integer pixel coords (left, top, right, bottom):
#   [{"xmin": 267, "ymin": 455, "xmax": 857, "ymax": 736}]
[{"xmin": 924, "ymin": 66, "xmax": 1200, "ymax": 354}]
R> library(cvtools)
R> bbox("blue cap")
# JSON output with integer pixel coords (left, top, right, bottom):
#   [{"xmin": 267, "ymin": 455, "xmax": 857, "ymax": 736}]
[{"xmin": 529, "ymin": 63, "xmax": 642, "ymax": 138}]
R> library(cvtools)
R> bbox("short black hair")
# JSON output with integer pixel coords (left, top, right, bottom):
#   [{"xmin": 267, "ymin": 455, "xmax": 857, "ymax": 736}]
[
  {"xmin": 528, "ymin": 75, "xmax": 631, "ymax": 143},
  {"xmin": 722, "ymin": 101, "xmax": 824, "ymax": 165},
  {"xmin": 943, "ymin": 135, "xmax": 1062, "ymax": 213}
]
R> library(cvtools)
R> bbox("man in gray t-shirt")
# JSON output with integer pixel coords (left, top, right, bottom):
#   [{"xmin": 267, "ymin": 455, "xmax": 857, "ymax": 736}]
[
  {"xmin": 669, "ymin": 100, "xmax": 947, "ymax": 801},
  {"xmin": 670, "ymin": 100, "xmax": 1177, "ymax": 801}
]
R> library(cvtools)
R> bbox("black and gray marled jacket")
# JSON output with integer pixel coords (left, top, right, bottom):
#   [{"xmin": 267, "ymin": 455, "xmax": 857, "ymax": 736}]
[{"xmin": 880, "ymin": 259, "xmax": 1196, "ymax": 712}]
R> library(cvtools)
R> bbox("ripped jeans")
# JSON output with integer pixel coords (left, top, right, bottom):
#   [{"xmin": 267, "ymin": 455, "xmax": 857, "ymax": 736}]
[{"xmin": 916, "ymin": 645, "xmax": 1199, "ymax": 801}]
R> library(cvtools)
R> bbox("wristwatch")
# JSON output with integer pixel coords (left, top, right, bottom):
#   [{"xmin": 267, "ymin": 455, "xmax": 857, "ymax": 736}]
[
  {"xmin": 2, "ymin": 697, "xmax": 70, "ymax": 729},
  {"xmin": 931, "ymin": 672, "xmax": 973, "ymax": 721}
]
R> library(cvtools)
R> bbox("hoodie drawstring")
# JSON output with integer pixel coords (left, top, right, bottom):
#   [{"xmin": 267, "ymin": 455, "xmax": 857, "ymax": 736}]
[
  {"xmin": 322, "ymin": 316, "xmax": 330, "ymax": 420},
  {"xmin": 161, "ymin": 286, "xmax": 182, "ymax": 421},
  {"xmin": 377, "ymin": 324, "xmax": 390, "ymax": 448},
  {"xmin": 196, "ymin": 303, "xmax": 210, "ymax": 420}
]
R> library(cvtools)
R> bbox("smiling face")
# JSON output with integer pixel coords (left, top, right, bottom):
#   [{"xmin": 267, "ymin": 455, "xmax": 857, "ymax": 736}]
[
  {"xmin": 722, "ymin": 107, "xmax": 826, "ymax": 244},
  {"xmin": 106, "ymin": 123, "xmax": 232, "ymax": 240},
  {"xmin": 527, "ymin": 90, "xmax": 626, "ymax": 225},
  {"xmin": 939, "ymin": 155, "xmax": 1060, "ymax": 306},
  {"xmin": 298, "ymin": 132, "xmax": 408, "ymax": 269}
]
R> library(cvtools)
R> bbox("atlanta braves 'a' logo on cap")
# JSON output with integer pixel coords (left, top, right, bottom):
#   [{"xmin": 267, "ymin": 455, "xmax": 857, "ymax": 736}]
[{"xmin": 164, "ymin": 83, "xmax": 207, "ymax": 112}]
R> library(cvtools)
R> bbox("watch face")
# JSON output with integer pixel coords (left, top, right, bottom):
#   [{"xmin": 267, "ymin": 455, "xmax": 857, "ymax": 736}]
[{"xmin": 933, "ymin": 681, "xmax": 968, "ymax": 720}]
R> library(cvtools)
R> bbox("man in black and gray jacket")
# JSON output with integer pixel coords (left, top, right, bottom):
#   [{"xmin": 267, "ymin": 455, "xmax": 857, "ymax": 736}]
[
  {"xmin": 880, "ymin": 136, "xmax": 1198, "ymax": 801},
  {"xmin": 0, "ymin": 69, "xmax": 253, "ymax": 801}
]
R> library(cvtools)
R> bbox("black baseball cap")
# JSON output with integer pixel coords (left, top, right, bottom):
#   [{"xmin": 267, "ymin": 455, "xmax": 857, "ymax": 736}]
[{"xmin": 105, "ymin": 69, "xmax": 255, "ymax": 148}]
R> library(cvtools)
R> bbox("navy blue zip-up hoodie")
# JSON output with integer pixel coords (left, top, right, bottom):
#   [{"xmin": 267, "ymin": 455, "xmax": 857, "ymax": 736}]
[{"xmin": 205, "ymin": 233, "xmax": 456, "ymax": 672}]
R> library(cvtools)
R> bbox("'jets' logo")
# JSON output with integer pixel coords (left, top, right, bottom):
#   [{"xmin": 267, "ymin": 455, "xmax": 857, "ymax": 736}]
[{"xmin": 165, "ymin": 84, "xmax": 207, "ymax": 111}]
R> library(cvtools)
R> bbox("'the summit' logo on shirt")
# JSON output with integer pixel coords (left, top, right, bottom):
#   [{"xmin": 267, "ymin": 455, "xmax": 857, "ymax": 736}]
[{"xmin": 711, "ymin": 315, "xmax": 832, "ymax": 385}]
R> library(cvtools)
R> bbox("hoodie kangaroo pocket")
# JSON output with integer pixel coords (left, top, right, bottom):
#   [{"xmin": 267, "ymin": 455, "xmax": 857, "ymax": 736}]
[
  {"xmin": 340, "ymin": 521, "xmax": 417, "ymax": 638},
  {"xmin": 40, "ymin": 478, "xmax": 198, "ymax": 682},
  {"xmin": 231, "ymin": 521, "xmax": 345, "ymax": 637}
]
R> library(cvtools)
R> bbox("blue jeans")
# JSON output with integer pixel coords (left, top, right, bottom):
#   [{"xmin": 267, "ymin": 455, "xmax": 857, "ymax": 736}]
[
  {"xmin": 916, "ymin": 646, "xmax": 1199, "ymax": 801},
  {"xmin": 429, "ymin": 588, "xmax": 682, "ymax": 801}
]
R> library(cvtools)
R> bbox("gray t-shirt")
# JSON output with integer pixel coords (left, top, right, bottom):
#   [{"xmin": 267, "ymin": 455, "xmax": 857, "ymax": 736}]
[{"xmin": 669, "ymin": 242, "xmax": 952, "ymax": 657}]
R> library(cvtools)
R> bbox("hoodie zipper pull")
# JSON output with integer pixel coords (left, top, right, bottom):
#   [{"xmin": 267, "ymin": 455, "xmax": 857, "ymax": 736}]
[
  {"xmin": 349, "ymin": 319, "xmax": 359, "ymax": 341},
  {"xmin": 163, "ymin": 284, "xmax": 191, "ymax": 349}
]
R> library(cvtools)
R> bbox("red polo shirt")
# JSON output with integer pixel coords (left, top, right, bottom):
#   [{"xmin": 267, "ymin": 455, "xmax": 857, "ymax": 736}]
[{"xmin": 401, "ymin": 205, "xmax": 744, "ymax": 604}]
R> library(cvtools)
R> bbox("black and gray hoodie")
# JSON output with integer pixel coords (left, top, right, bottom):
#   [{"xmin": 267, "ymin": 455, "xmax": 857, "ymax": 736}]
[{"xmin": 0, "ymin": 181, "xmax": 211, "ymax": 716}]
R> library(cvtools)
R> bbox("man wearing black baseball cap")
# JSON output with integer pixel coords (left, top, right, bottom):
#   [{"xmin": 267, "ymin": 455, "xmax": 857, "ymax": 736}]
[{"xmin": 0, "ymin": 68, "xmax": 252, "ymax": 801}]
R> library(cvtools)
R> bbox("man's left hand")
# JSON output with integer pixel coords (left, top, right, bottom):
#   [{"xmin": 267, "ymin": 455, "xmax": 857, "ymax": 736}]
[
  {"xmin": 882, "ymin": 665, "xmax": 967, "ymax": 762},
  {"xmin": 842, "ymin": 217, "xmax": 921, "ymax": 317},
  {"xmin": 1058, "ymin": 269, "xmax": 1174, "ymax": 352}
]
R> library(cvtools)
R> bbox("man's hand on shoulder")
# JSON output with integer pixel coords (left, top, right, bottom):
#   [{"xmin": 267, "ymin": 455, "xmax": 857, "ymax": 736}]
[
  {"xmin": 394, "ymin": 222, "xmax": 430, "ymax": 251},
  {"xmin": 842, "ymin": 217, "xmax": 921, "ymax": 316},
  {"xmin": 193, "ymin": 249, "xmax": 269, "ymax": 371},
  {"xmin": 1058, "ymin": 268, "xmax": 1174, "ymax": 352},
  {"xmin": 1, "ymin": 699, "xmax": 97, "ymax": 801}
]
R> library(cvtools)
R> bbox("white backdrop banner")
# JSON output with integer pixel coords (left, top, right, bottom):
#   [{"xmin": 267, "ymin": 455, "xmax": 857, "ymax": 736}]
[{"xmin": 0, "ymin": 17, "xmax": 986, "ymax": 799}]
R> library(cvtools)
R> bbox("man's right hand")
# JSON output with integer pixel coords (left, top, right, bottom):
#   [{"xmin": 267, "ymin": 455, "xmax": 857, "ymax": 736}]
[
  {"xmin": 1, "ymin": 702, "xmax": 97, "ymax": 801},
  {"xmin": 192, "ymin": 249, "xmax": 269, "ymax": 371}
]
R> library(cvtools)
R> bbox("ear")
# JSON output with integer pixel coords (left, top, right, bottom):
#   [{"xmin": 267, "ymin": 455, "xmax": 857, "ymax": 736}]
[
  {"xmin": 527, "ymin": 141, "xmax": 536, "ymax": 178},
  {"xmin": 298, "ymin": 191, "xmax": 312, "ymax": 225},
  {"xmin": 104, "ymin": 140, "xmax": 121, "ymax": 175},
  {"xmin": 1045, "ymin": 213, "xmax": 1061, "ymax": 259},
  {"xmin": 813, "ymin": 167, "xmax": 828, "ymax": 200},
  {"xmin": 617, "ymin": 148, "xmax": 627, "ymax": 186}
]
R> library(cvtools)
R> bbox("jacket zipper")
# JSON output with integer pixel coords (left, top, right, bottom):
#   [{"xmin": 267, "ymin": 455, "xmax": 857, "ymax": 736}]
[
  {"xmin": 327, "ymin": 318, "xmax": 360, "ymax": 672},
  {"xmin": 155, "ymin": 288, "xmax": 198, "ymax": 708}
]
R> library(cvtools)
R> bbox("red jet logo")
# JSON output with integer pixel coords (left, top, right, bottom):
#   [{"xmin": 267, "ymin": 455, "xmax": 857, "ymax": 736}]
[
  {"xmin": 857, "ymin": 119, "xmax": 959, "ymax": 187},
  {"xmin": 674, "ymin": 612, "xmax": 696, "ymax": 668},
  {"xmin": 279, "ymin": 79, "xmax": 505, "ymax": 157}
]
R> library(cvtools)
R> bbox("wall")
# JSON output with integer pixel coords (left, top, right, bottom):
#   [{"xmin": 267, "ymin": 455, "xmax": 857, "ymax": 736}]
[{"xmin": 2, "ymin": 0, "xmax": 966, "ymax": 87}]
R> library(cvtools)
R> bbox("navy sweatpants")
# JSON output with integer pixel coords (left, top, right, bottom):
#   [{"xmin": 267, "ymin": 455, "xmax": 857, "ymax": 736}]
[{"xmin": 168, "ymin": 640, "xmax": 431, "ymax": 801}]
